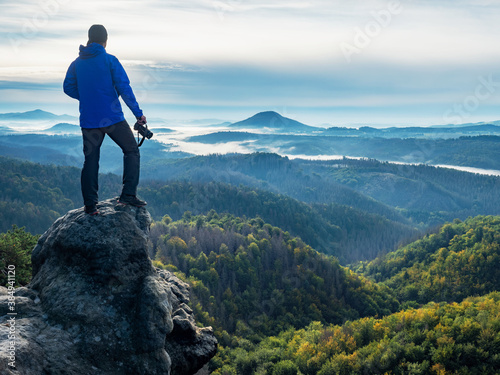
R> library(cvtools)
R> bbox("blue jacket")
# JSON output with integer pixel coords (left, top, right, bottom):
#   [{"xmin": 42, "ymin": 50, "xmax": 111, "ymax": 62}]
[{"xmin": 63, "ymin": 43, "xmax": 143, "ymax": 128}]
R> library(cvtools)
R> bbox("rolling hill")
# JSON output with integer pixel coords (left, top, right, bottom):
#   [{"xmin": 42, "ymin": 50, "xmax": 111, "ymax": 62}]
[
  {"xmin": 44, "ymin": 123, "xmax": 80, "ymax": 134},
  {"xmin": 214, "ymin": 292, "xmax": 500, "ymax": 375},
  {"xmin": 229, "ymin": 111, "xmax": 321, "ymax": 133},
  {"xmin": 356, "ymin": 215, "xmax": 500, "ymax": 304},
  {"xmin": 186, "ymin": 132, "xmax": 500, "ymax": 170},
  {"xmin": 151, "ymin": 212, "xmax": 400, "ymax": 340},
  {"xmin": 0, "ymin": 109, "xmax": 76, "ymax": 122},
  {"xmin": 0, "ymin": 156, "xmax": 418, "ymax": 262},
  {"xmin": 2, "ymin": 150, "xmax": 500, "ymax": 374},
  {"xmin": 140, "ymin": 180, "xmax": 419, "ymax": 262},
  {"xmin": 211, "ymin": 215, "xmax": 500, "ymax": 374},
  {"xmin": 140, "ymin": 153, "xmax": 500, "ymax": 227}
]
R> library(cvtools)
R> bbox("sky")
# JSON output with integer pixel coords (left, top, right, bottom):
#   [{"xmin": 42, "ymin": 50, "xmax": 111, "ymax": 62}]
[{"xmin": 2, "ymin": 0, "xmax": 500, "ymax": 127}]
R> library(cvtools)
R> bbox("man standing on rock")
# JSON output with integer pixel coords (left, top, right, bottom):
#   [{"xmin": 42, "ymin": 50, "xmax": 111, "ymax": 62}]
[{"xmin": 63, "ymin": 24, "xmax": 147, "ymax": 215}]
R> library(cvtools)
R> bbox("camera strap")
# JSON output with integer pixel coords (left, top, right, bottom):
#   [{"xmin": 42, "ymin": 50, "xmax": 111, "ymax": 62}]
[
  {"xmin": 136, "ymin": 132, "xmax": 146, "ymax": 147},
  {"xmin": 135, "ymin": 122, "xmax": 148, "ymax": 147}
]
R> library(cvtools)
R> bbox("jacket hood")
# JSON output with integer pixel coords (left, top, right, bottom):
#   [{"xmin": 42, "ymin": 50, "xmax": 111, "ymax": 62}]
[{"xmin": 79, "ymin": 43, "xmax": 105, "ymax": 59}]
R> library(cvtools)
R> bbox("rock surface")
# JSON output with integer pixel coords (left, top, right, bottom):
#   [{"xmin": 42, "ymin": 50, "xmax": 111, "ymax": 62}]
[{"xmin": 0, "ymin": 198, "xmax": 217, "ymax": 374}]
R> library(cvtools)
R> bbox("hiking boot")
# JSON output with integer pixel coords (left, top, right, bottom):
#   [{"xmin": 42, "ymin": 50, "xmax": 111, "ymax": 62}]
[
  {"xmin": 85, "ymin": 205, "xmax": 99, "ymax": 215},
  {"xmin": 118, "ymin": 194, "xmax": 147, "ymax": 207}
]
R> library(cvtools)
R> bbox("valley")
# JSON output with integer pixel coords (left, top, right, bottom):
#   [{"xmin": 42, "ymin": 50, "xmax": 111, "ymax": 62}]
[{"xmin": 1, "ymin": 109, "xmax": 499, "ymax": 374}]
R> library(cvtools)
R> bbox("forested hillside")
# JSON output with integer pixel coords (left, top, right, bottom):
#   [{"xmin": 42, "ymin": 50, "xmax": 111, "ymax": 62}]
[
  {"xmin": 141, "ymin": 181, "xmax": 419, "ymax": 262},
  {"xmin": 316, "ymin": 158, "xmax": 500, "ymax": 225},
  {"xmin": 141, "ymin": 153, "xmax": 408, "ymax": 224},
  {"xmin": 206, "ymin": 216, "xmax": 500, "ymax": 374},
  {"xmin": 150, "ymin": 213, "xmax": 400, "ymax": 341},
  {"xmin": 1, "ymin": 153, "xmax": 498, "ymax": 262},
  {"xmin": 5, "ymin": 215, "xmax": 500, "ymax": 374},
  {"xmin": 356, "ymin": 216, "xmax": 500, "ymax": 304},
  {"xmin": 1, "ymin": 152, "xmax": 500, "ymax": 374},
  {"xmin": 0, "ymin": 156, "xmax": 119, "ymax": 233},
  {"xmin": 213, "ymin": 292, "xmax": 500, "ymax": 375},
  {"xmin": 186, "ymin": 133, "xmax": 500, "ymax": 170},
  {"xmin": 0, "ymin": 110, "xmax": 499, "ymax": 373},
  {"xmin": 2, "ymin": 149, "xmax": 498, "ymax": 235},
  {"xmin": 0, "ymin": 132, "xmax": 180, "ymax": 173},
  {"xmin": 141, "ymin": 153, "xmax": 500, "ymax": 227},
  {"xmin": 0, "ymin": 156, "xmax": 418, "ymax": 262}
]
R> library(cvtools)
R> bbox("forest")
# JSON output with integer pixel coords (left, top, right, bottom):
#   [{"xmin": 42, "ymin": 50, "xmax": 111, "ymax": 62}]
[
  {"xmin": 186, "ymin": 133, "xmax": 500, "ymax": 170},
  {"xmin": 3, "ymin": 153, "xmax": 498, "ymax": 236},
  {"xmin": 139, "ymin": 153, "xmax": 500, "ymax": 227},
  {"xmin": 1, "ymin": 154, "xmax": 500, "ymax": 374},
  {"xmin": 150, "ymin": 212, "xmax": 399, "ymax": 341},
  {"xmin": 149, "ymin": 214, "xmax": 500, "ymax": 374},
  {"xmin": 212, "ymin": 292, "xmax": 500, "ymax": 374},
  {"xmin": 0, "ymin": 156, "xmax": 420, "ymax": 262},
  {"xmin": 0, "ymin": 152, "xmax": 497, "ymax": 263},
  {"xmin": 0, "ymin": 121, "xmax": 499, "ymax": 174},
  {"xmin": 3, "ymin": 208, "xmax": 500, "ymax": 374},
  {"xmin": 355, "ymin": 216, "xmax": 500, "ymax": 305}
]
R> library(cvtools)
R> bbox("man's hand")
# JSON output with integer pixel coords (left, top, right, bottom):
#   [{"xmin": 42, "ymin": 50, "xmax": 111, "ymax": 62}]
[{"xmin": 136, "ymin": 115, "xmax": 147, "ymax": 125}]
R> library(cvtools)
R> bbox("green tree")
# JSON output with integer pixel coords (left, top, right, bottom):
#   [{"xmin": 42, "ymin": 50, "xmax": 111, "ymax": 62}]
[
  {"xmin": 272, "ymin": 360, "xmax": 298, "ymax": 375},
  {"xmin": 0, "ymin": 226, "xmax": 39, "ymax": 286}
]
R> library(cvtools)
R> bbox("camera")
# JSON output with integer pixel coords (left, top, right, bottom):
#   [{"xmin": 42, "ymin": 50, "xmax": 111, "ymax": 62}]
[{"xmin": 134, "ymin": 121, "xmax": 153, "ymax": 140}]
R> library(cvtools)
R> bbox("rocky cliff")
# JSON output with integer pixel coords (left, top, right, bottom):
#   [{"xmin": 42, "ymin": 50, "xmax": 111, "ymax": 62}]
[{"xmin": 0, "ymin": 199, "xmax": 217, "ymax": 374}]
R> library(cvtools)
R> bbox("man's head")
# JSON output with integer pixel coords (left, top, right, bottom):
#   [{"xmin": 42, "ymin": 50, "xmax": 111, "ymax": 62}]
[{"xmin": 88, "ymin": 24, "xmax": 108, "ymax": 46}]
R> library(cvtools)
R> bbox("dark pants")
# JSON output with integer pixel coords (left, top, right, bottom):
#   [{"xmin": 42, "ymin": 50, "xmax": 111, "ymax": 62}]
[{"xmin": 81, "ymin": 120, "xmax": 140, "ymax": 207}]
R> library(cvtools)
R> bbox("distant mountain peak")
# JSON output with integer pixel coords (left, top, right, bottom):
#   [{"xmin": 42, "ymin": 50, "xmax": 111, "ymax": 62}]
[
  {"xmin": 246, "ymin": 111, "xmax": 291, "ymax": 122},
  {"xmin": 256, "ymin": 110, "xmax": 282, "ymax": 116},
  {"xmin": 28, "ymin": 109, "xmax": 49, "ymax": 114},
  {"xmin": 45, "ymin": 123, "xmax": 80, "ymax": 133},
  {"xmin": 230, "ymin": 111, "xmax": 319, "ymax": 132},
  {"xmin": 0, "ymin": 109, "xmax": 77, "ymax": 121}
]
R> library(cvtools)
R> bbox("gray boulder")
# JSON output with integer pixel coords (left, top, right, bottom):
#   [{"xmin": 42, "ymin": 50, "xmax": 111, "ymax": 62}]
[{"xmin": 0, "ymin": 199, "xmax": 217, "ymax": 374}]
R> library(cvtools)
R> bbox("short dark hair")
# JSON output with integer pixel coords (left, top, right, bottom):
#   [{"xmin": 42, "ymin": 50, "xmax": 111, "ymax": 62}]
[{"xmin": 88, "ymin": 24, "xmax": 108, "ymax": 45}]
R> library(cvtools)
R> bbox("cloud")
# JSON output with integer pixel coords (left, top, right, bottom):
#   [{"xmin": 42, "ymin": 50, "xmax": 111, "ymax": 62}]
[
  {"xmin": 0, "ymin": 80, "xmax": 59, "ymax": 91},
  {"xmin": 1, "ymin": 0, "xmax": 500, "ymax": 125}
]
